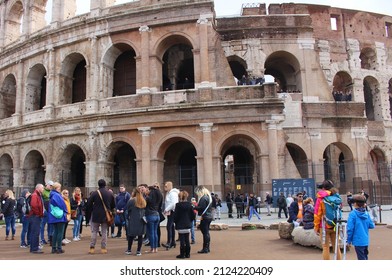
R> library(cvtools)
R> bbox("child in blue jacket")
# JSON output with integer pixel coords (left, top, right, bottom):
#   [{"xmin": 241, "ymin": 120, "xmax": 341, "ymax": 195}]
[{"xmin": 347, "ymin": 194, "xmax": 375, "ymax": 260}]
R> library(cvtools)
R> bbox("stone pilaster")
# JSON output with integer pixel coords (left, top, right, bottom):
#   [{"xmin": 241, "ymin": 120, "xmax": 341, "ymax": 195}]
[
  {"xmin": 199, "ymin": 123, "xmax": 214, "ymax": 190},
  {"xmin": 138, "ymin": 127, "xmax": 152, "ymax": 184},
  {"xmin": 138, "ymin": 25, "xmax": 151, "ymax": 93},
  {"xmin": 197, "ymin": 17, "xmax": 211, "ymax": 86},
  {"xmin": 266, "ymin": 116, "xmax": 284, "ymax": 181}
]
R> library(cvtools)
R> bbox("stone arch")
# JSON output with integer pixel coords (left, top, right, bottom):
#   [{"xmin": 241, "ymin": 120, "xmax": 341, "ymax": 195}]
[
  {"xmin": 227, "ymin": 55, "xmax": 248, "ymax": 83},
  {"xmin": 332, "ymin": 71, "xmax": 353, "ymax": 101},
  {"xmin": 59, "ymin": 52, "xmax": 88, "ymax": 104},
  {"xmin": 219, "ymin": 134, "xmax": 261, "ymax": 195},
  {"xmin": 0, "ymin": 74, "xmax": 17, "ymax": 119},
  {"xmin": 25, "ymin": 63, "xmax": 47, "ymax": 112},
  {"xmin": 105, "ymin": 140, "xmax": 137, "ymax": 189},
  {"xmin": 4, "ymin": 0, "xmax": 24, "ymax": 45},
  {"xmin": 285, "ymin": 143, "xmax": 309, "ymax": 178},
  {"xmin": 264, "ymin": 51, "xmax": 302, "ymax": 92},
  {"xmin": 363, "ymin": 76, "xmax": 381, "ymax": 121},
  {"xmin": 360, "ymin": 47, "xmax": 377, "ymax": 70},
  {"xmin": 370, "ymin": 147, "xmax": 388, "ymax": 182},
  {"xmin": 322, "ymin": 142, "xmax": 354, "ymax": 193},
  {"xmin": 56, "ymin": 144, "xmax": 86, "ymax": 189},
  {"xmin": 0, "ymin": 153, "xmax": 13, "ymax": 189},
  {"xmin": 155, "ymin": 34, "xmax": 196, "ymax": 91},
  {"xmin": 22, "ymin": 150, "xmax": 45, "ymax": 189}
]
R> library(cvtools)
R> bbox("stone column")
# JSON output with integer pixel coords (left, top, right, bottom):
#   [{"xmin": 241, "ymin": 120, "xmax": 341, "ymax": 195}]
[
  {"xmin": 43, "ymin": 47, "xmax": 55, "ymax": 119},
  {"xmin": 51, "ymin": 0, "xmax": 76, "ymax": 26},
  {"xmin": 12, "ymin": 60, "xmax": 24, "ymax": 125},
  {"xmin": 11, "ymin": 144, "xmax": 22, "ymax": 189},
  {"xmin": 21, "ymin": 0, "xmax": 31, "ymax": 40},
  {"xmin": 0, "ymin": 2, "xmax": 6, "ymax": 48},
  {"xmin": 266, "ymin": 117, "xmax": 284, "ymax": 181},
  {"xmin": 85, "ymin": 36, "xmax": 99, "ymax": 114},
  {"xmin": 138, "ymin": 25, "xmax": 151, "ymax": 93},
  {"xmin": 199, "ymin": 123, "xmax": 214, "ymax": 191},
  {"xmin": 138, "ymin": 127, "xmax": 152, "ymax": 184},
  {"xmin": 197, "ymin": 17, "xmax": 211, "ymax": 87}
]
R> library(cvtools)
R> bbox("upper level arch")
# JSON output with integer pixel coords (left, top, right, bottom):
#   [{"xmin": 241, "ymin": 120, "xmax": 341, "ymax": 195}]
[
  {"xmin": 227, "ymin": 55, "xmax": 247, "ymax": 83},
  {"xmin": 0, "ymin": 74, "xmax": 17, "ymax": 119},
  {"xmin": 360, "ymin": 47, "xmax": 378, "ymax": 70},
  {"xmin": 264, "ymin": 51, "xmax": 302, "ymax": 93},
  {"xmin": 155, "ymin": 34, "xmax": 195, "ymax": 91},
  {"xmin": 59, "ymin": 52, "xmax": 87, "ymax": 104},
  {"xmin": 25, "ymin": 63, "xmax": 47, "ymax": 113},
  {"xmin": 332, "ymin": 71, "xmax": 353, "ymax": 101},
  {"xmin": 363, "ymin": 75, "xmax": 381, "ymax": 121}
]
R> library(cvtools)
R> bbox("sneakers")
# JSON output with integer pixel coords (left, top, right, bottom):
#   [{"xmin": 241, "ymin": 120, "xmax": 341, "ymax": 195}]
[
  {"xmin": 111, "ymin": 233, "xmax": 115, "ymax": 238},
  {"xmin": 125, "ymin": 250, "xmax": 132, "ymax": 255},
  {"xmin": 136, "ymin": 251, "xmax": 142, "ymax": 256},
  {"xmin": 41, "ymin": 240, "xmax": 48, "ymax": 245},
  {"xmin": 88, "ymin": 247, "xmax": 95, "ymax": 254},
  {"xmin": 73, "ymin": 237, "xmax": 80, "ymax": 241},
  {"xmin": 20, "ymin": 245, "xmax": 28, "ymax": 248}
]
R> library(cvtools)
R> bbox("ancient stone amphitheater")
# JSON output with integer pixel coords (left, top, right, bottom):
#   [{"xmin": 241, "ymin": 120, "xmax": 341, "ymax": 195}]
[{"xmin": 0, "ymin": 0, "xmax": 391, "ymax": 202}]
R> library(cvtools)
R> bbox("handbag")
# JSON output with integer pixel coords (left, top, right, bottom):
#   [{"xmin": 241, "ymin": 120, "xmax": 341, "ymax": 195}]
[
  {"xmin": 114, "ymin": 214, "xmax": 125, "ymax": 226},
  {"xmin": 159, "ymin": 211, "xmax": 165, "ymax": 222},
  {"xmin": 97, "ymin": 190, "xmax": 114, "ymax": 226},
  {"xmin": 50, "ymin": 204, "xmax": 64, "ymax": 219},
  {"xmin": 71, "ymin": 209, "xmax": 77, "ymax": 219}
]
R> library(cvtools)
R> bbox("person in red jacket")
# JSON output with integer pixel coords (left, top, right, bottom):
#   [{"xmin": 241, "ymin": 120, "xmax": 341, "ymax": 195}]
[{"xmin": 28, "ymin": 184, "xmax": 45, "ymax": 254}]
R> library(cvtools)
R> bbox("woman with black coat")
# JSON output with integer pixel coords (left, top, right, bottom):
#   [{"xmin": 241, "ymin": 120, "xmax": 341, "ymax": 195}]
[
  {"xmin": 173, "ymin": 190, "xmax": 195, "ymax": 258},
  {"xmin": 125, "ymin": 187, "xmax": 146, "ymax": 256},
  {"xmin": 194, "ymin": 186, "xmax": 213, "ymax": 254}
]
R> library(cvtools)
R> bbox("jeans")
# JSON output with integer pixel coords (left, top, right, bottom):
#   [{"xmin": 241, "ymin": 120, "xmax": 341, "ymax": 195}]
[
  {"xmin": 5, "ymin": 215, "xmax": 16, "ymax": 237},
  {"xmin": 72, "ymin": 214, "xmax": 83, "ymax": 238},
  {"xmin": 40, "ymin": 211, "xmax": 53, "ymax": 242},
  {"xmin": 166, "ymin": 213, "xmax": 175, "ymax": 245},
  {"xmin": 146, "ymin": 214, "xmax": 159, "ymax": 249},
  {"xmin": 191, "ymin": 221, "xmax": 195, "ymax": 242},
  {"xmin": 248, "ymin": 206, "xmax": 261, "ymax": 220},
  {"xmin": 355, "ymin": 246, "xmax": 369, "ymax": 260},
  {"xmin": 20, "ymin": 215, "xmax": 30, "ymax": 246},
  {"xmin": 199, "ymin": 218, "xmax": 212, "ymax": 245},
  {"xmin": 29, "ymin": 215, "xmax": 42, "ymax": 252}
]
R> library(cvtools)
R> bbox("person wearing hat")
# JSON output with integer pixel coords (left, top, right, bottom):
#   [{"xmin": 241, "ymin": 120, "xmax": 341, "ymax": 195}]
[
  {"xmin": 40, "ymin": 180, "xmax": 54, "ymax": 246},
  {"xmin": 347, "ymin": 194, "xmax": 375, "ymax": 260}
]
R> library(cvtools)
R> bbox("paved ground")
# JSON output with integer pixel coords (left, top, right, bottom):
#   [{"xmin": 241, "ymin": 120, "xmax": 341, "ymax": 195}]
[{"xmin": 1, "ymin": 209, "xmax": 391, "ymax": 260}]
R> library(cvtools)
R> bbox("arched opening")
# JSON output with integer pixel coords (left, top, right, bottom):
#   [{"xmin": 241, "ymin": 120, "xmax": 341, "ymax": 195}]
[
  {"xmin": 363, "ymin": 76, "xmax": 381, "ymax": 121},
  {"xmin": 107, "ymin": 141, "xmax": 137, "ymax": 189},
  {"xmin": 227, "ymin": 56, "xmax": 248, "ymax": 84},
  {"xmin": 58, "ymin": 145, "xmax": 86, "ymax": 189},
  {"xmin": 159, "ymin": 36, "xmax": 194, "ymax": 91},
  {"xmin": 360, "ymin": 47, "xmax": 377, "ymax": 70},
  {"xmin": 221, "ymin": 135, "xmax": 259, "ymax": 196},
  {"xmin": 0, "ymin": 74, "xmax": 17, "ymax": 119},
  {"xmin": 264, "ymin": 51, "xmax": 302, "ymax": 92},
  {"xmin": 370, "ymin": 148, "xmax": 388, "ymax": 182},
  {"xmin": 4, "ymin": 1, "xmax": 24, "ymax": 45},
  {"xmin": 332, "ymin": 71, "xmax": 353, "ymax": 101},
  {"xmin": 286, "ymin": 143, "xmax": 309, "ymax": 178},
  {"xmin": 0, "ymin": 154, "xmax": 13, "ymax": 189},
  {"xmin": 322, "ymin": 143, "xmax": 354, "ymax": 193},
  {"xmin": 163, "ymin": 139, "xmax": 197, "ymax": 196},
  {"xmin": 26, "ymin": 64, "xmax": 47, "ymax": 112},
  {"xmin": 60, "ymin": 53, "xmax": 86, "ymax": 105},
  {"xmin": 23, "ymin": 150, "xmax": 45, "ymax": 188},
  {"xmin": 113, "ymin": 48, "xmax": 137, "ymax": 96}
]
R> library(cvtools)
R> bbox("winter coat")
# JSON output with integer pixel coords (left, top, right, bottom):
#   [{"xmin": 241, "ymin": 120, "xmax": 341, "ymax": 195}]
[
  {"xmin": 70, "ymin": 195, "xmax": 84, "ymax": 219},
  {"xmin": 347, "ymin": 207, "xmax": 375, "ymax": 246},
  {"xmin": 116, "ymin": 191, "xmax": 131, "ymax": 211},
  {"xmin": 1, "ymin": 197, "xmax": 16, "ymax": 217},
  {"xmin": 277, "ymin": 195, "xmax": 287, "ymax": 208},
  {"xmin": 174, "ymin": 201, "xmax": 195, "ymax": 230},
  {"xmin": 145, "ymin": 187, "xmax": 163, "ymax": 216},
  {"xmin": 302, "ymin": 203, "xmax": 314, "ymax": 229},
  {"xmin": 29, "ymin": 190, "xmax": 44, "ymax": 218},
  {"xmin": 314, "ymin": 190, "xmax": 332, "ymax": 232},
  {"xmin": 164, "ymin": 188, "xmax": 179, "ymax": 213},
  {"xmin": 287, "ymin": 201, "xmax": 298, "ymax": 223},
  {"xmin": 195, "ymin": 195, "xmax": 213, "ymax": 220},
  {"xmin": 86, "ymin": 188, "xmax": 115, "ymax": 224},
  {"xmin": 48, "ymin": 190, "xmax": 68, "ymax": 224},
  {"xmin": 125, "ymin": 199, "xmax": 146, "ymax": 237}
]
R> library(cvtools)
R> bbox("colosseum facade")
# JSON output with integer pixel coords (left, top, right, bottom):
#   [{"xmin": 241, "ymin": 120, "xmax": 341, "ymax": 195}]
[{"xmin": 0, "ymin": 0, "xmax": 391, "ymax": 202}]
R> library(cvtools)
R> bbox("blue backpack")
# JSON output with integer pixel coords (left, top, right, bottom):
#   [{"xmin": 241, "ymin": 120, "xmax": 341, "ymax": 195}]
[{"xmin": 323, "ymin": 193, "xmax": 342, "ymax": 228}]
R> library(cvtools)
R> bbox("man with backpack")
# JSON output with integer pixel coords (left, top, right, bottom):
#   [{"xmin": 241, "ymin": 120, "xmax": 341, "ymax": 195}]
[
  {"xmin": 16, "ymin": 189, "xmax": 31, "ymax": 248},
  {"xmin": 314, "ymin": 179, "xmax": 343, "ymax": 260}
]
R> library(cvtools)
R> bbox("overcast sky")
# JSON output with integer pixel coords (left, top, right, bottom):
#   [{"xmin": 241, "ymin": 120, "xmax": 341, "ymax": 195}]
[{"xmin": 72, "ymin": 0, "xmax": 392, "ymax": 17}]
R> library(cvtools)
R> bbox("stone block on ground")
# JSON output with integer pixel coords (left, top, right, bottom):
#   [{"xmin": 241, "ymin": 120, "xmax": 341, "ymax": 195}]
[
  {"xmin": 291, "ymin": 226, "xmax": 321, "ymax": 249},
  {"xmin": 210, "ymin": 223, "xmax": 228, "ymax": 230},
  {"xmin": 278, "ymin": 222, "xmax": 294, "ymax": 239}
]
